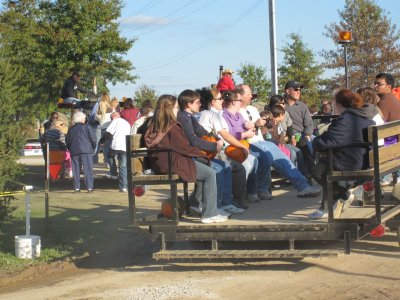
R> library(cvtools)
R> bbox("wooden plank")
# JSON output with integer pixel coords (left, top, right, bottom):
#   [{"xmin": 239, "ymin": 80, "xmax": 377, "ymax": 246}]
[
  {"xmin": 153, "ymin": 249, "xmax": 340, "ymax": 260},
  {"xmin": 379, "ymin": 159, "xmax": 400, "ymax": 174},
  {"xmin": 368, "ymin": 121, "xmax": 400, "ymax": 141},
  {"xmin": 330, "ymin": 169, "xmax": 373, "ymax": 177},
  {"xmin": 381, "ymin": 204, "xmax": 400, "ymax": 223},
  {"xmin": 133, "ymin": 174, "xmax": 180, "ymax": 181},
  {"xmin": 371, "ymin": 144, "xmax": 400, "ymax": 165},
  {"xmin": 130, "ymin": 134, "xmax": 142, "ymax": 150},
  {"xmin": 339, "ymin": 207, "xmax": 377, "ymax": 219}
]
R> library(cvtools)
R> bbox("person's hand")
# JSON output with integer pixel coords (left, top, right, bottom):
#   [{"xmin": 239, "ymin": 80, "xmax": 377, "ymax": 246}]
[
  {"xmin": 244, "ymin": 121, "xmax": 255, "ymax": 130},
  {"xmin": 243, "ymin": 130, "xmax": 255, "ymax": 139},
  {"xmin": 216, "ymin": 139, "xmax": 224, "ymax": 153},
  {"xmin": 291, "ymin": 136, "xmax": 297, "ymax": 146},
  {"xmin": 255, "ymin": 118, "xmax": 266, "ymax": 127}
]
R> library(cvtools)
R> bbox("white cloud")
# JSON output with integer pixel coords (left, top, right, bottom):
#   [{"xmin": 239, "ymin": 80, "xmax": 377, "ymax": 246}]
[{"xmin": 119, "ymin": 15, "xmax": 172, "ymax": 26}]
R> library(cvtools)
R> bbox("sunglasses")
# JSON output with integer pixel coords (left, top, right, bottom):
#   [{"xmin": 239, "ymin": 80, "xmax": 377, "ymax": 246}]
[
  {"xmin": 293, "ymin": 88, "xmax": 302, "ymax": 92},
  {"xmin": 374, "ymin": 82, "xmax": 387, "ymax": 87}
]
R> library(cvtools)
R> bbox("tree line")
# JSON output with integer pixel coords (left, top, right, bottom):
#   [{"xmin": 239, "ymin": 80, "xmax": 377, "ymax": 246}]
[{"xmin": 0, "ymin": 0, "xmax": 400, "ymax": 195}]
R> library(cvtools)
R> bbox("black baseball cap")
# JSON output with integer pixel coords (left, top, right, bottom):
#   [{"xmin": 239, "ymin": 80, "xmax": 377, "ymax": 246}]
[{"xmin": 285, "ymin": 80, "xmax": 303, "ymax": 90}]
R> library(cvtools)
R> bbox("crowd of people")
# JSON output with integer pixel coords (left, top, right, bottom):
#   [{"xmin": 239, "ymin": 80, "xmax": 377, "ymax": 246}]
[{"xmin": 42, "ymin": 70, "xmax": 400, "ymax": 223}]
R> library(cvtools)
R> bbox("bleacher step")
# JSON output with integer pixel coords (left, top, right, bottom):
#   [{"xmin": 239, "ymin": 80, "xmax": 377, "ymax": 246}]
[{"xmin": 153, "ymin": 249, "xmax": 341, "ymax": 260}]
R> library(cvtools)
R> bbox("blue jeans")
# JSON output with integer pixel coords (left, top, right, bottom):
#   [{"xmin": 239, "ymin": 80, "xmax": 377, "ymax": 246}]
[
  {"xmin": 64, "ymin": 97, "xmax": 83, "ymax": 109},
  {"xmin": 92, "ymin": 124, "xmax": 101, "ymax": 163},
  {"xmin": 110, "ymin": 150, "xmax": 127, "ymax": 190},
  {"xmin": 194, "ymin": 161, "xmax": 218, "ymax": 218},
  {"xmin": 211, "ymin": 158, "xmax": 233, "ymax": 208},
  {"xmin": 285, "ymin": 144, "xmax": 305, "ymax": 175},
  {"xmin": 191, "ymin": 159, "xmax": 233, "ymax": 209},
  {"xmin": 251, "ymin": 141, "xmax": 309, "ymax": 192},
  {"xmin": 71, "ymin": 153, "xmax": 93, "ymax": 190},
  {"xmin": 100, "ymin": 129, "xmax": 112, "ymax": 166}
]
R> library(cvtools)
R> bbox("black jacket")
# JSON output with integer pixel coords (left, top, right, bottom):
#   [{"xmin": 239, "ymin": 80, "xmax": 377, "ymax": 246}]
[
  {"xmin": 61, "ymin": 76, "xmax": 90, "ymax": 99},
  {"xmin": 177, "ymin": 111, "xmax": 218, "ymax": 152},
  {"xmin": 66, "ymin": 123, "xmax": 96, "ymax": 155},
  {"xmin": 313, "ymin": 105, "xmax": 375, "ymax": 171}
]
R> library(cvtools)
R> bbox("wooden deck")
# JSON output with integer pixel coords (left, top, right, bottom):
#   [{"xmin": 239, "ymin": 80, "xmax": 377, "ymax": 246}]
[{"xmin": 133, "ymin": 182, "xmax": 398, "ymax": 226}]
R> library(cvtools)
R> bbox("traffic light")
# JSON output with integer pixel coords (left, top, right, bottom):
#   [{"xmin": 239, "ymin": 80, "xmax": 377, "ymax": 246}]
[{"xmin": 338, "ymin": 30, "xmax": 352, "ymax": 43}]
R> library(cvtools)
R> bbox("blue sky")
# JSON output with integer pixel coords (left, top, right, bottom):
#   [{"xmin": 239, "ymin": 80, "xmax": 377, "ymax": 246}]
[{"xmin": 108, "ymin": 0, "xmax": 400, "ymax": 98}]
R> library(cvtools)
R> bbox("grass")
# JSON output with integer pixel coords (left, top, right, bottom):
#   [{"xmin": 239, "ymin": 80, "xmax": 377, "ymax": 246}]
[{"xmin": 0, "ymin": 162, "xmax": 151, "ymax": 275}]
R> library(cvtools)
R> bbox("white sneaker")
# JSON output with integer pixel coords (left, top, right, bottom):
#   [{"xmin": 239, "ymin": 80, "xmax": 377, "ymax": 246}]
[
  {"xmin": 217, "ymin": 208, "xmax": 231, "ymax": 217},
  {"xmin": 308, "ymin": 209, "xmax": 327, "ymax": 219},
  {"xmin": 298, "ymin": 185, "xmax": 321, "ymax": 198},
  {"xmin": 189, "ymin": 206, "xmax": 202, "ymax": 214},
  {"xmin": 222, "ymin": 205, "xmax": 245, "ymax": 214},
  {"xmin": 201, "ymin": 214, "xmax": 228, "ymax": 224}
]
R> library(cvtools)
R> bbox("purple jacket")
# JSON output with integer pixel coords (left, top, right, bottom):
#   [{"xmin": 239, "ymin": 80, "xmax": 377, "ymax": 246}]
[{"xmin": 222, "ymin": 108, "xmax": 246, "ymax": 140}]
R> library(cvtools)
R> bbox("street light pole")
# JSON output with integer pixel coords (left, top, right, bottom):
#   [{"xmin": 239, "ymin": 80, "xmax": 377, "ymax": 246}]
[
  {"xmin": 268, "ymin": 0, "xmax": 278, "ymax": 94},
  {"xmin": 343, "ymin": 44, "xmax": 349, "ymax": 89},
  {"xmin": 338, "ymin": 30, "xmax": 352, "ymax": 89}
]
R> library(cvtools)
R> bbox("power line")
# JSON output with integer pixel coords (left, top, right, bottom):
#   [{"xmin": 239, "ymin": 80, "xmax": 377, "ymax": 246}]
[
  {"xmin": 135, "ymin": 0, "xmax": 217, "ymax": 38},
  {"xmin": 128, "ymin": 0, "xmax": 163, "ymax": 16},
  {"xmin": 124, "ymin": 0, "xmax": 199, "ymax": 33},
  {"xmin": 135, "ymin": 0, "xmax": 264, "ymax": 72}
]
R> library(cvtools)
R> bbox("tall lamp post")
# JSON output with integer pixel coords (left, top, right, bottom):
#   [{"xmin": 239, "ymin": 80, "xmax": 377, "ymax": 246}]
[{"xmin": 338, "ymin": 30, "xmax": 352, "ymax": 89}]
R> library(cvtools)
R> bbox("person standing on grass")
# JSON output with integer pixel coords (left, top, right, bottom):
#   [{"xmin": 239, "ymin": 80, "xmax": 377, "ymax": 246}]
[
  {"xmin": 103, "ymin": 112, "xmax": 131, "ymax": 192},
  {"xmin": 66, "ymin": 111, "xmax": 96, "ymax": 193}
]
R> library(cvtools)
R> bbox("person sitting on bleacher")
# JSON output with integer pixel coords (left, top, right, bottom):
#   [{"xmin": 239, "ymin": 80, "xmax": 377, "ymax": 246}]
[
  {"xmin": 144, "ymin": 95, "xmax": 227, "ymax": 224},
  {"xmin": 308, "ymin": 89, "xmax": 375, "ymax": 219}
]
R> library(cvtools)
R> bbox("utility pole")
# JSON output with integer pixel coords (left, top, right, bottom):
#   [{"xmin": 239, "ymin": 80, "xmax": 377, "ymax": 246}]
[{"xmin": 268, "ymin": 0, "xmax": 278, "ymax": 94}]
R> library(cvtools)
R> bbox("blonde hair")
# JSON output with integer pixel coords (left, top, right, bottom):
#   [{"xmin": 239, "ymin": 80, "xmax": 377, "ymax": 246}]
[
  {"xmin": 97, "ymin": 93, "xmax": 112, "ymax": 120},
  {"xmin": 111, "ymin": 99, "xmax": 119, "ymax": 109},
  {"xmin": 51, "ymin": 120, "xmax": 68, "ymax": 134}
]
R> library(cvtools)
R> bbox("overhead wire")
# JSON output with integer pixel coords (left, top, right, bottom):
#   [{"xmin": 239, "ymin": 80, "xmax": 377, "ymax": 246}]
[
  {"xmin": 127, "ymin": 0, "xmax": 164, "ymax": 17},
  {"xmin": 134, "ymin": 0, "xmax": 264, "ymax": 72},
  {"xmin": 135, "ymin": 0, "xmax": 217, "ymax": 38},
  {"xmin": 124, "ymin": 0, "xmax": 200, "ymax": 33}
]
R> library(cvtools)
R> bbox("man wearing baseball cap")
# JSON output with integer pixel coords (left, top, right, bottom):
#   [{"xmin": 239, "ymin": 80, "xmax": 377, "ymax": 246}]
[
  {"xmin": 216, "ymin": 68, "xmax": 235, "ymax": 93},
  {"xmin": 283, "ymin": 80, "xmax": 314, "ymax": 182}
]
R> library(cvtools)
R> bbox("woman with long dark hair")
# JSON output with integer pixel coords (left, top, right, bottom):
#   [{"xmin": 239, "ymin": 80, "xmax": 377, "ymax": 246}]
[{"xmin": 144, "ymin": 95, "xmax": 227, "ymax": 223}]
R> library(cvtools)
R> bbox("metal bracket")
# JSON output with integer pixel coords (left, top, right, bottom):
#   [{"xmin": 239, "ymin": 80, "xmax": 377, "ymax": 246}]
[
  {"xmin": 289, "ymin": 237, "xmax": 295, "ymax": 250},
  {"xmin": 211, "ymin": 240, "xmax": 218, "ymax": 251},
  {"xmin": 159, "ymin": 232, "xmax": 166, "ymax": 251}
]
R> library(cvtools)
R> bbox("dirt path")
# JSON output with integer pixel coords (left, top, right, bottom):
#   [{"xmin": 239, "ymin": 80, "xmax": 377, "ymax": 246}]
[
  {"xmin": 2, "ymin": 157, "xmax": 399, "ymax": 299},
  {"xmin": 1, "ymin": 232, "xmax": 400, "ymax": 300}
]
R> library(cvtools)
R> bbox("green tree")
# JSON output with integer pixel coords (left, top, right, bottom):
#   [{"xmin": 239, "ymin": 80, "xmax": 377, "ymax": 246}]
[
  {"xmin": 0, "ymin": 51, "xmax": 29, "ymax": 223},
  {"xmin": 0, "ymin": 54, "xmax": 27, "ymax": 191},
  {"xmin": 0, "ymin": 0, "xmax": 137, "ymax": 119},
  {"xmin": 322, "ymin": 0, "xmax": 400, "ymax": 90},
  {"xmin": 134, "ymin": 84, "xmax": 158, "ymax": 108},
  {"xmin": 237, "ymin": 63, "xmax": 271, "ymax": 103},
  {"xmin": 278, "ymin": 33, "xmax": 325, "ymax": 106}
]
